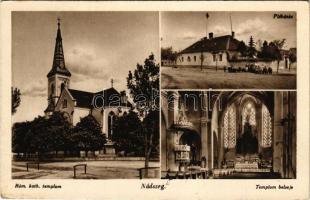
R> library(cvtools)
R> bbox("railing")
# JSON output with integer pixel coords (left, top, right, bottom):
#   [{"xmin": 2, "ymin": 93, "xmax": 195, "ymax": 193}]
[
  {"xmin": 73, "ymin": 164, "xmax": 87, "ymax": 178},
  {"xmin": 26, "ymin": 162, "xmax": 40, "ymax": 171},
  {"xmin": 164, "ymin": 170, "xmax": 209, "ymax": 179}
]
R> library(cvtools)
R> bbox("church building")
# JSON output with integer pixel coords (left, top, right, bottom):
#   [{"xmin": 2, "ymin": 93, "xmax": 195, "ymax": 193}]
[
  {"xmin": 161, "ymin": 91, "xmax": 296, "ymax": 179},
  {"xmin": 44, "ymin": 20, "xmax": 131, "ymax": 151}
]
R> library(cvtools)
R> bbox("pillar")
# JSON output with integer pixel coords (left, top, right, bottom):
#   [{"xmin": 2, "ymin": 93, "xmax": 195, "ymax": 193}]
[{"xmin": 273, "ymin": 92, "xmax": 284, "ymax": 176}]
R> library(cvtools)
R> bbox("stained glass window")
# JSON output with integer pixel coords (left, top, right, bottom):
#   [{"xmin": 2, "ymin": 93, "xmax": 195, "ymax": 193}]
[
  {"xmin": 262, "ymin": 105, "xmax": 272, "ymax": 147},
  {"xmin": 242, "ymin": 101, "xmax": 256, "ymax": 126},
  {"xmin": 223, "ymin": 105, "xmax": 236, "ymax": 148}
]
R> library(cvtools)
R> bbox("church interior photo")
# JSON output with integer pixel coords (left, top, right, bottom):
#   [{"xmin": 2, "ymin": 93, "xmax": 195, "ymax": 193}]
[{"xmin": 161, "ymin": 91, "xmax": 296, "ymax": 179}]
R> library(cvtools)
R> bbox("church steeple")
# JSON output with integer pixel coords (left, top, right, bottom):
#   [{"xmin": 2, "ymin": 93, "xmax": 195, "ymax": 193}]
[{"xmin": 47, "ymin": 18, "xmax": 71, "ymax": 78}]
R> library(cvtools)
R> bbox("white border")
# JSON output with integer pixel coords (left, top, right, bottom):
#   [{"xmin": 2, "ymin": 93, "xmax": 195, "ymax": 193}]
[{"xmin": 1, "ymin": 1, "xmax": 309, "ymax": 199}]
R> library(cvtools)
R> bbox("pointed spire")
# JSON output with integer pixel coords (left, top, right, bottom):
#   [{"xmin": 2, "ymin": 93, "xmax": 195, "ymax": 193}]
[{"xmin": 47, "ymin": 18, "xmax": 71, "ymax": 78}]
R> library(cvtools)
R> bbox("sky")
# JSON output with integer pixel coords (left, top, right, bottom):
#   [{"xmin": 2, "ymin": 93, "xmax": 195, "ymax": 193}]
[
  {"xmin": 161, "ymin": 11, "xmax": 296, "ymax": 52},
  {"xmin": 12, "ymin": 12, "xmax": 159, "ymax": 123}
]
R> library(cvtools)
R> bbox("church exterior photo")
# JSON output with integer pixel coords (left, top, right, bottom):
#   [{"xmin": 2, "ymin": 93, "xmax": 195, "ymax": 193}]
[
  {"xmin": 161, "ymin": 91, "xmax": 296, "ymax": 179},
  {"xmin": 11, "ymin": 12, "xmax": 160, "ymax": 179},
  {"xmin": 44, "ymin": 20, "xmax": 131, "ymax": 154}
]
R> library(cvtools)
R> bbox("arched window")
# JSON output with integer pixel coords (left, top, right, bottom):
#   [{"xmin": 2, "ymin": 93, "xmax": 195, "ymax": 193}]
[
  {"xmin": 262, "ymin": 105, "xmax": 272, "ymax": 147},
  {"xmin": 242, "ymin": 101, "xmax": 256, "ymax": 126},
  {"xmin": 63, "ymin": 99, "xmax": 67, "ymax": 108},
  {"xmin": 223, "ymin": 105, "xmax": 236, "ymax": 148},
  {"xmin": 51, "ymin": 84, "xmax": 55, "ymax": 96},
  {"xmin": 108, "ymin": 112, "xmax": 115, "ymax": 139},
  {"xmin": 187, "ymin": 56, "xmax": 191, "ymax": 62}
]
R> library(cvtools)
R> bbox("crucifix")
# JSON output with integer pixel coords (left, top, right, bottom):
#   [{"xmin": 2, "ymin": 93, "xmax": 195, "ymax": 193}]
[{"xmin": 111, "ymin": 78, "xmax": 114, "ymax": 88}]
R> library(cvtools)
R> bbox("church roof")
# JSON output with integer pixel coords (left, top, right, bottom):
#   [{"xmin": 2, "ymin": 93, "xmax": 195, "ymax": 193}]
[
  {"xmin": 68, "ymin": 89, "xmax": 94, "ymax": 109},
  {"xmin": 95, "ymin": 87, "xmax": 132, "ymax": 107},
  {"xmin": 180, "ymin": 35, "xmax": 241, "ymax": 54},
  {"xmin": 67, "ymin": 87, "xmax": 132, "ymax": 109},
  {"xmin": 47, "ymin": 19, "xmax": 71, "ymax": 78}
]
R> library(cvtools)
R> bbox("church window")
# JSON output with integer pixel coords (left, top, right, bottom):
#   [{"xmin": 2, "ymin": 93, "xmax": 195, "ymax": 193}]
[
  {"xmin": 182, "ymin": 57, "xmax": 184, "ymax": 62},
  {"xmin": 194, "ymin": 56, "xmax": 196, "ymax": 62},
  {"xmin": 262, "ymin": 105, "xmax": 272, "ymax": 147},
  {"xmin": 219, "ymin": 54, "xmax": 223, "ymax": 61},
  {"xmin": 63, "ymin": 99, "xmax": 67, "ymax": 108},
  {"xmin": 223, "ymin": 105, "xmax": 236, "ymax": 148},
  {"xmin": 242, "ymin": 101, "xmax": 256, "ymax": 126},
  {"xmin": 213, "ymin": 54, "xmax": 216, "ymax": 62},
  {"xmin": 51, "ymin": 84, "xmax": 55, "ymax": 95},
  {"xmin": 187, "ymin": 56, "xmax": 191, "ymax": 62}
]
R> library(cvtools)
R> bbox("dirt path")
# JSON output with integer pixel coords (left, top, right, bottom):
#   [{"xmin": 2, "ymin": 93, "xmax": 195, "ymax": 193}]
[{"xmin": 161, "ymin": 67, "xmax": 296, "ymax": 89}]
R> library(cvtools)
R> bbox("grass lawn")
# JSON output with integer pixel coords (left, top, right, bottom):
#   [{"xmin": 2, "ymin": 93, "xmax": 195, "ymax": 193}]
[
  {"xmin": 12, "ymin": 160, "xmax": 160, "ymax": 179},
  {"xmin": 161, "ymin": 67, "xmax": 296, "ymax": 89}
]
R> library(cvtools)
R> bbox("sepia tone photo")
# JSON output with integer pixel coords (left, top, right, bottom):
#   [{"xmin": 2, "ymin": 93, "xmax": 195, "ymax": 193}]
[
  {"xmin": 11, "ymin": 11, "xmax": 160, "ymax": 179},
  {"xmin": 161, "ymin": 91, "xmax": 296, "ymax": 179},
  {"xmin": 0, "ymin": 1, "xmax": 309, "ymax": 199},
  {"xmin": 161, "ymin": 12, "xmax": 297, "ymax": 89}
]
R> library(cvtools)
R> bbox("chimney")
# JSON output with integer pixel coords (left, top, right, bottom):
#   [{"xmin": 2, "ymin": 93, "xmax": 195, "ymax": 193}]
[
  {"xmin": 209, "ymin": 32, "xmax": 213, "ymax": 39},
  {"xmin": 231, "ymin": 31, "xmax": 235, "ymax": 38}
]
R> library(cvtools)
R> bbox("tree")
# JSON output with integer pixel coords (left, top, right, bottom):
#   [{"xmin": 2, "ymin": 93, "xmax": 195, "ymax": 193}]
[
  {"xmin": 288, "ymin": 50, "xmax": 296, "ymax": 71},
  {"xmin": 271, "ymin": 39, "xmax": 286, "ymax": 73},
  {"xmin": 12, "ymin": 121, "xmax": 31, "ymax": 156},
  {"xmin": 12, "ymin": 112, "xmax": 72, "ymax": 159},
  {"xmin": 142, "ymin": 110, "xmax": 159, "ymax": 160},
  {"xmin": 12, "ymin": 87, "xmax": 21, "ymax": 114},
  {"xmin": 161, "ymin": 47, "xmax": 178, "ymax": 65},
  {"xmin": 247, "ymin": 36, "xmax": 256, "ymax": 58},
  {"xmin": 46, "ymin": 112, "xmax": 72, "ymax": 156},
  {"xmin": 112, "ymin": 110, "xmax": 144, "ymax": 156},
  {"xmin": 258, "ymin": 40, "xmax": 270, "ymax": 58},
  {"xmin": 127, "ymin": 53, "xmax": 159, "ymax": 175},
  {"xmin": 237, "ymin": 40, "xmax": 247, "ymax": 57},
  {"xmin": 73, "ymin": 115, "xmax": 106, "ymax": 156}
]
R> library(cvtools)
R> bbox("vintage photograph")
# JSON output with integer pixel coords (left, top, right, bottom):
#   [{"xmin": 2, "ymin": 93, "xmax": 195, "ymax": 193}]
[
  {"xmin": 161, "ymin": 91, "xmax": 296, "ymax": 179},
  {"xmin": 161, "ymin": 12, "xmax": 297, "ymax": 89},
  {"xmin": 11, "ymin": 12, "xmax": 160, "ymax": 179}
]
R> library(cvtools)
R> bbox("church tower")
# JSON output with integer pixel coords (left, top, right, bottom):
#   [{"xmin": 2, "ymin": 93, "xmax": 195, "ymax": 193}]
[{"xmin": 45, "ymin": 18, "xmax": 71, "ymax": 115}]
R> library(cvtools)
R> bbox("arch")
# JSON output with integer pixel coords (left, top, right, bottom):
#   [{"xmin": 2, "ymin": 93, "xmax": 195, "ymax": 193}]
[
  {"xmin": 213, "ymin": 131, "xmax": 219, "ymax": 168},
  {"xmin": 223, "ymin": 104, "xmax": 237, "ymax": 148},
  {"xmin": 161, "ymin": 110, "xmax": 168, "ymax": 171},
  {"xmin": 241, "ymin": 100, "xmax": 256, "ymax": 126},
  {"xmin": 261, "ymin": 104, "xmax": 272, "ymax": 147},
  {"xmin": 51, "ymin": 84, "xmax": 55, "ymax": 95}
]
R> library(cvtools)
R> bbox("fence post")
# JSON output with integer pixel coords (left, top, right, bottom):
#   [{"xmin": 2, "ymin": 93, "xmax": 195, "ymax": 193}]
[
  {"xmin": 73, "ymin": 166, "xmax": 76, "ymax": 178},
  {"xmin": 139, "ymin": 168, "xmax": 142, "ymax": 179}
]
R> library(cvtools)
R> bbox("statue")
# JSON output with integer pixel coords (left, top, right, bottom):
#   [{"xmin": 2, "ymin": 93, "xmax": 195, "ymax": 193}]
[{"xmin": 236, "ymin": 115, "xmax": 258, "ymax": 155}]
